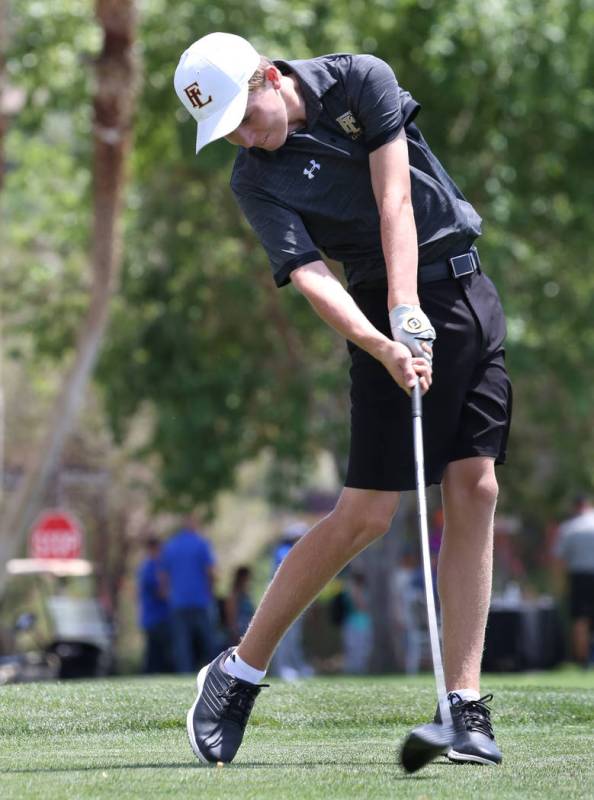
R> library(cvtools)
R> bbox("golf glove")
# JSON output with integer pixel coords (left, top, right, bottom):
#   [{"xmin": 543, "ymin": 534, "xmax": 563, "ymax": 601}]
[{"xmin": 389, "ymin": 304, "xmax": 436, "ymax": 363}]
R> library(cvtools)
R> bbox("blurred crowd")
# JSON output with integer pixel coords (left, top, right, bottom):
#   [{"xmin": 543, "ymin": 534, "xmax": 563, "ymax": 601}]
[
  {"xmin": 136, "ymin": 496, "xmax": 594, "ymax": 676},
  {"xmin": 137, "ymin": 515, "xmax": 247, "ymax": 674}
]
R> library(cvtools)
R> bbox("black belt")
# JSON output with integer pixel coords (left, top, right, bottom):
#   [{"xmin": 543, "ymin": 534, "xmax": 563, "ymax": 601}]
[{"xmin": 418, "ymin": 247, "xmax": 481, "ymax": 284}]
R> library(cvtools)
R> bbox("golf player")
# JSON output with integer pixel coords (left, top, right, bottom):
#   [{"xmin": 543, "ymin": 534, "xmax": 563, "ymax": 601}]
[{"xmin": 174, "ymin": 32, "xmax": 511, "ymax": 766}]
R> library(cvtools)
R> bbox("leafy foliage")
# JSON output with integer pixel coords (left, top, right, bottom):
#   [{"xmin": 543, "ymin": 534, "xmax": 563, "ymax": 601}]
[{"xmin": 4, "ymin": 0, "xmax": 594, "ymax": 520}]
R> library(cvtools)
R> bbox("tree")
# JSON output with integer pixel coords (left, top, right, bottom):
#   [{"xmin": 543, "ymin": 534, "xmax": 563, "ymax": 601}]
[
  {"xmin": 98, "ymin": 1, "xmax": 361, "ymax": 507},
  {"xmin": 0, "ymin": 0, "xmax": 7, "ymax": 498},
  {"xmin": 3, "ymin": 0, "xmax": 593, "ymax": 536},
  {"xmin": 98, "ymin": 1, "xmax": 594, "ymax": 524},
  {"xmin": 0, "ymin": 0, "xmax": 6, "ymax": 193},
  {"xmin": 0, "ymin": 0, "xmax": 139, "ymax": 593}
]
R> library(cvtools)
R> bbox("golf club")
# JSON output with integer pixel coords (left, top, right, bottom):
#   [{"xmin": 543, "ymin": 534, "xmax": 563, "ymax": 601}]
[{"xmin": 399, "ymin": 380, "xmax": 456, "ymax": 773}]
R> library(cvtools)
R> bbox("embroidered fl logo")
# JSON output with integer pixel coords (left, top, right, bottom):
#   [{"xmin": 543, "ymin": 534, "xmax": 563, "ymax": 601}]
[
  {"xmin": 336, "ymin": 111, "xmax": 362, "ymax": 139},
  {"xmin": 303, "ymin": 160, "xmax": 321, "ymax": 180},
  {"xmin": 183, "ymin": 81, "xmax": 213, "ymax": 109}
]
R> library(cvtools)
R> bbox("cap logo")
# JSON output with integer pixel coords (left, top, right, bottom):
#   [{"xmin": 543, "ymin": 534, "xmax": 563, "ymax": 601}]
[{"xmin": 184, "ymin": 81, "xmax": 213, "ymax": 109}]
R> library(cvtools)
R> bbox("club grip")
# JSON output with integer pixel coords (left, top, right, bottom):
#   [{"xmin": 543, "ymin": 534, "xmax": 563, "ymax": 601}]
[{"xmin": 412, "ymin": 381, "xmax": 422, "ymax": 418}]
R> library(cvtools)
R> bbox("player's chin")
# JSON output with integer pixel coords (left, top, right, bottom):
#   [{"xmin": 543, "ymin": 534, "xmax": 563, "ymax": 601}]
[{"xmin": 261, "ymin": 129, "xmax": 287, "ymax": 151}]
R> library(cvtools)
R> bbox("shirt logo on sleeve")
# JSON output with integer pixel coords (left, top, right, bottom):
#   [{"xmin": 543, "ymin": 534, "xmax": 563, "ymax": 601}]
[
  {"xmin": 184, "ymin": 82, "xmax": 213, "ymax": 109},
  {"xmin": 336, "ymin": 111, "xmax": 362, "ymax": 140},
  {"xmin": 303, "ymin": 160, "xmax": 321, "ymax": 180}
]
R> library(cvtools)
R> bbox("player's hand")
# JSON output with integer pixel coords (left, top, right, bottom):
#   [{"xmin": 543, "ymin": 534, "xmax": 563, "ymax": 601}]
[
  {"xmin": 378, "ymin": 340, "xmax": 432, "ymax": 396},
  {"xmin": 389, "ymin": 304, "xmax": 436, "ymax": 364}
]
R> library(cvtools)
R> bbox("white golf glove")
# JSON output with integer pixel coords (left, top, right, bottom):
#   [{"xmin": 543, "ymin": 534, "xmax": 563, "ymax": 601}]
[{"xmin": 389, "ymin": 304, "xmax": 436, "ymax": 363}]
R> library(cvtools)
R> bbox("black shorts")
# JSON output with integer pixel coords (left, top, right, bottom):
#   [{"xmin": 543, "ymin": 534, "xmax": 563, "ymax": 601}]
[
  {"xmin": 345, "ymin": 267, "xmax": 512, "ymax": 492},
  {"xmin": 569, "ymin": 573, "xmax": 594, "ymax": 620}
]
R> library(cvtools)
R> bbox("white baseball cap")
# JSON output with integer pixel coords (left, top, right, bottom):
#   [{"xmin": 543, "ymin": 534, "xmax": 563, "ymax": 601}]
[{"xmin": 173, "ymin": 32, "xmax": 261, "ymax": 154}]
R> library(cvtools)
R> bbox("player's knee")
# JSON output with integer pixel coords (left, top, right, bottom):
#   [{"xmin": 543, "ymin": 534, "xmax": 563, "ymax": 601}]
[
  {"xmin": 477, "ymin": 471, "xmax": 499, "ymax": 510},
  {"xmin": 342, "ymin": 507, "xmax": 396, "ymax": 550},
  {"xmin": 456, "ymin": 468, "xmax": 499, "ymax": 511},
  {"xmin": 362, "ymin": 510, "xmax": 394, "ymax": 541},
  {"xmin": 329, "ymin": 491, "xmax": 399, "ymax": 552}
]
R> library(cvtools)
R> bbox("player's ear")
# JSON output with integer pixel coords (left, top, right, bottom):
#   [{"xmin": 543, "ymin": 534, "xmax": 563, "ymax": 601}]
[{"xmin": 264, "ymin": 65, "xmax": 282, "ymax": 89}]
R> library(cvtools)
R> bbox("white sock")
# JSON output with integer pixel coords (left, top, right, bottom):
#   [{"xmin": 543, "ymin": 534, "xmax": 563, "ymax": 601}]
[
  {"xmin": 224, "ymin": 649, "xmax": 266, "ymax": 685},
  {"xmin": 448, "ymin": 688, "xmax": 480, "ymax": 703}
]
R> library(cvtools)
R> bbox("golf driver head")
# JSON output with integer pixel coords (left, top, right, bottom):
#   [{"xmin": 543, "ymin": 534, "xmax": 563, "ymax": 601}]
[{"xmin": 399, "ymin": 721, "xmax": 455, "ymax": 773}]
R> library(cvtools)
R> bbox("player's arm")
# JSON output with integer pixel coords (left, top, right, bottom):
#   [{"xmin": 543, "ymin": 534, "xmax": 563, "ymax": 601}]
[
  {"xmin": 290, "ymin": 259, "xmax": 430, "ymax": 394},
  {"xmin": 369, "ymin": 128, "xmax": 418, "ymax": 309},
  {"xmin": 369, "ymin": 128, "xmax": 435, "ymax": 365}
]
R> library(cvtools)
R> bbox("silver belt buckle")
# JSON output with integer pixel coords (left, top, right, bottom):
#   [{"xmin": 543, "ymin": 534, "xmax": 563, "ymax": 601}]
[{"xmin": 449, "ymin": 251, "xmax": 476, "ymax": 279}]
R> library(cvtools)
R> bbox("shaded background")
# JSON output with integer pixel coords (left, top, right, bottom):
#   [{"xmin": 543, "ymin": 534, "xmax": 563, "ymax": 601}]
[{"xmin": 1, "ymin": 0, "xmax": 593, "ymax": 669}]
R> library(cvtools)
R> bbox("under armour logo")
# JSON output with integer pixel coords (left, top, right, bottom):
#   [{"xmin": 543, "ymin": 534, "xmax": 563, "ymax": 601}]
[
  {"xmin": 303, "ymin": 160, "xmax": 321, "ymax": 180},
  {"xmin": 184, "ymin": 81, "xmax": 213, "ymax": 109}
]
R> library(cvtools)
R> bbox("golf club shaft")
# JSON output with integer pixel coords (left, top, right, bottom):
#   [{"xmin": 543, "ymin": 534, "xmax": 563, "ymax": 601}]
[{"xmin": 412, "ymin": 382, "xmax": 453, "ymax": 729}]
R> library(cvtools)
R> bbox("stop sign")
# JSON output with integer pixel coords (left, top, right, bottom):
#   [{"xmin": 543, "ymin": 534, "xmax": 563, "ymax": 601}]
[{"xmin": 29, "ymin": 510, "xmax": 83, "ymax": 560}]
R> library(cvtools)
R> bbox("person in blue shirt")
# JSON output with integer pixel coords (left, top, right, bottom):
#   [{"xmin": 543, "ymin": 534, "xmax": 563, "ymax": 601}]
[
  {"xmin": 160, "ymin": 517, "xmax": 217, "ymax": 673},
  {"xmin": 137, "ymin": 537, "xmax": 171, "ymax": 673}
]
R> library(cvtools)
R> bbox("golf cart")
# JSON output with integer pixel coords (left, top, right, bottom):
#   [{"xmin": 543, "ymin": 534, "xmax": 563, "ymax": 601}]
[{"xmin": 0, "ymin": 558, "xmax": 114, "ymax": 684}]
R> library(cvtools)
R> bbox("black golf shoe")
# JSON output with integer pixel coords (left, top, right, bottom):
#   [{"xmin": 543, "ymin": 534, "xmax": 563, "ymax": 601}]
[
  {"xmin": 186, "ymin": 648, "xmax": 267, "ymax": 764},
  {"xmin": 445, "ymin": 692, "xmax": 502, "ymax": 765}
]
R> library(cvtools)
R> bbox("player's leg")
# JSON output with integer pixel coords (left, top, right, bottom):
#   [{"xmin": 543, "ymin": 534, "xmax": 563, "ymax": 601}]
[
  {"xmin": 186, "ymin": 486, "xmax": 399, "ymax": 764},
  {"xmin": 439, "ymin": 456, "xmax": 497, "ymax": 691},
  {"xmin": 237, "ymin": 487, "xmax": 399, "ymax": 669},
  {"xmin": 438, "ymin": 455, "xmax": 501, "ymax": 764}
]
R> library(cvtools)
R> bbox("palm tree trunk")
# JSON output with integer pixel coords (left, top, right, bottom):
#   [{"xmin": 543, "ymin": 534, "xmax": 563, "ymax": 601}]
[
  {"xmin": 0, "ymin": 0, "xmax": 139, "ymax": 596},
  {"xmin": 0, "ymin": 0, "xmax": 8, "ymax": 504},
  {"xmin": 0, "ymin": 0, "xmax": 7, "ymax": 193}
]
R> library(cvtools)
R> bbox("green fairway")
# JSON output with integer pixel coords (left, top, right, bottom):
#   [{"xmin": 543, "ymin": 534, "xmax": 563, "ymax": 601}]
[{"xmin": 1, "ymin": 670, "xmax": 593, "ymax": 799}]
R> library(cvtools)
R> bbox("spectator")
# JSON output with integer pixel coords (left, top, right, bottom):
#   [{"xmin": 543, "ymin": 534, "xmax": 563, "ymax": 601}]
[
  {"xmin": 342, "ymin": 571, "xmax": 373, "ymax": 674},
  {"xmin": 161, "ymin": 516, "xmax": 217, "ymax": 673},
  {"xmin": 137, "ymin": 537, "xmax": 171, "ymax": 673},
  {"xmin": 554, "ymin": 495, "xmax": 594, "ymax": 666},
  {"xmin": 270, "ymin": 521, "xmax": 314, "ymax": 680},
  {"xmin": 225, "ymin": 566, "xmax": 255, "ymax": 644},
  {"xmin": 389, "ymin": 546, "xmax": 427, "ymax": 674}
]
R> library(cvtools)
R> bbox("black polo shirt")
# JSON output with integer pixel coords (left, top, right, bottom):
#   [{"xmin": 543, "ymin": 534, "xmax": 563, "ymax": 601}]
[{"xmin": 231, "ymin": 54, "xmax": 482, "ymax": 289}]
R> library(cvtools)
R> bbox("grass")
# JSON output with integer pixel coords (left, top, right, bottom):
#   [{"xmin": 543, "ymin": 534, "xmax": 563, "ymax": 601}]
[{"xmin": 1, "ymin": 669, "xmax": 593, "ymax": 799}]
